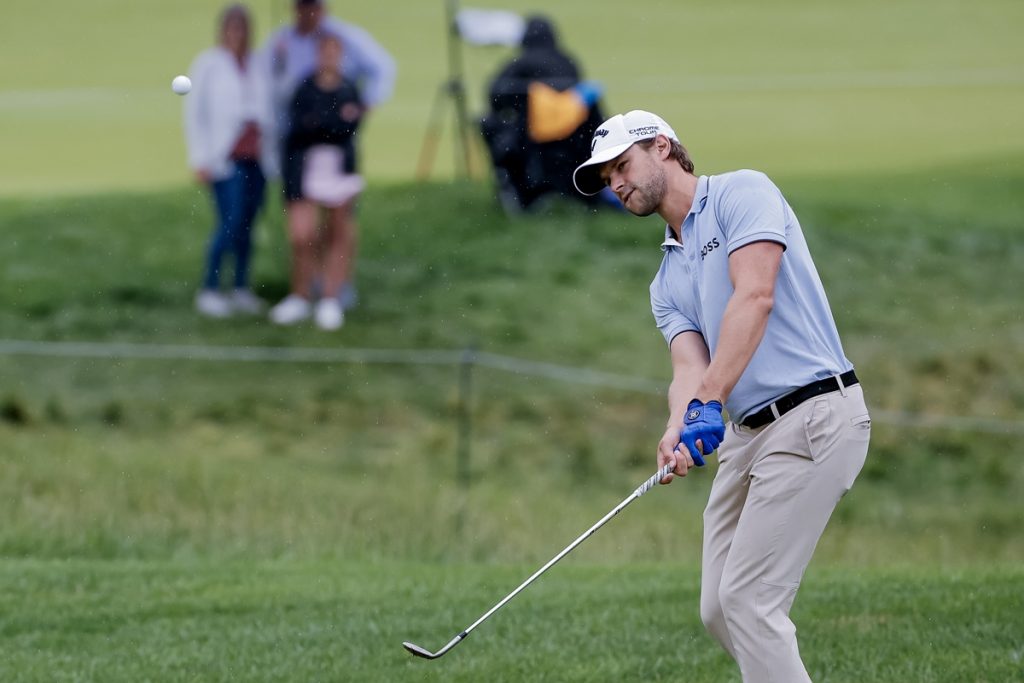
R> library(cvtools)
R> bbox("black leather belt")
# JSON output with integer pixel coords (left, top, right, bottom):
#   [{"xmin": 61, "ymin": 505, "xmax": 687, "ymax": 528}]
[{"xmin": 740, "ymin": 370, "xmax": 859, "ymax": 429}]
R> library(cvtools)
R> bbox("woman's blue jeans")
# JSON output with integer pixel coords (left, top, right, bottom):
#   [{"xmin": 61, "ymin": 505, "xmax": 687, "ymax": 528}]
[{"xmin": 203, "ymin": 160, "xmax": 266, "ymax": 290}]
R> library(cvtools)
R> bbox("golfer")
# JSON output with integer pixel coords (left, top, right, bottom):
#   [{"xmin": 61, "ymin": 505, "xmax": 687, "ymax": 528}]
[{"xmin": 573, "ymin": 110, "xmax": 871, "ymax": 682}]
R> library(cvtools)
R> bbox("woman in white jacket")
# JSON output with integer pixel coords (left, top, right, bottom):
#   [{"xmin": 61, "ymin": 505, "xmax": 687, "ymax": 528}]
[{"xmin": 185, "ymin": 4, "xmax": 275, "ymax": 318}]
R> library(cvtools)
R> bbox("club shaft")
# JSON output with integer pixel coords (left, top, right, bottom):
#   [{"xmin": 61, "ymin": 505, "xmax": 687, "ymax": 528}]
[{"xmin": 458, "ymin": 464, "xmax": 673, "ymax": 640}]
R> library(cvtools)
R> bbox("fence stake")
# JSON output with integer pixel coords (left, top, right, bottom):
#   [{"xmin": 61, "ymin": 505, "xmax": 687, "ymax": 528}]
[{"xmin": 455, "ymin": 346, "xmax": 476, "ymax": 535}]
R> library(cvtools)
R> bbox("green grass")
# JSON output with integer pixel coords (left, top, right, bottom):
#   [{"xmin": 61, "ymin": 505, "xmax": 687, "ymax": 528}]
[
  {"xmin": 2, "ymin": 0, "xmax": 1023, "ymax": 194},
  {"xmin": 1, "ymin": 164, "xmax": 1022, "ymax": 683},
  {"xmin": 1, "ymin": 560, "xmax": 1021, "ymax": 682},
  {"xmin": 0, "ymin": 160, "xmax": 1021, "ymax": 568}
]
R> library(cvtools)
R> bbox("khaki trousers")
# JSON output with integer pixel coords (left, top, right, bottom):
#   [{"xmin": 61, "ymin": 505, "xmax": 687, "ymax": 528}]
[{"xmin": 700, "ymin": 383, "xmax": 870, "ymax": 683}]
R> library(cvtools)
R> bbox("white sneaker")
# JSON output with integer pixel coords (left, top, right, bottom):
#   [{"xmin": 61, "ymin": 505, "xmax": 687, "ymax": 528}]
[
  {"xmin": 269, "ymin": 294, "xmax": 312, "ymax": 325},
  {"xmin": 314, "ymin": 297, "xmax": 344, "ymax": 331},
  {"xmin": 230, "ymin": 288, "xmax": 266, "ymax": 315},
  {"xmin": 195, "ymin": 290, "xmax": 233, "ymax": 318}
]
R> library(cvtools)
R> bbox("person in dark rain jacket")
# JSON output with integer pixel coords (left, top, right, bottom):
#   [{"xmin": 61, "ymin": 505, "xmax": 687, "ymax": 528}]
[{"xmin": 481, "ymin": 15, "xmax": 607, "ymax": 212}]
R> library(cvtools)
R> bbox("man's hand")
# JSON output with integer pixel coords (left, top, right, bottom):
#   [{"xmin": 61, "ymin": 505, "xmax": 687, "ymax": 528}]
[
  {"xmin": 657, "ymin": 425, "xmax": 695, "ymax": 485},
  {"xmin": 195, "ymin": 169, "xmax": 213, "ymax": 185},
  {"xmin": 680, "ymin": 398, "xmax": 725, "ymax": 462}
]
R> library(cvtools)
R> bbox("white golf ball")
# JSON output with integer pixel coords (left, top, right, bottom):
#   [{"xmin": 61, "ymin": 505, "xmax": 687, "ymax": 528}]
[{"xmin": 171, "ymin": 75, "xmax": 192, "ymax": 95}]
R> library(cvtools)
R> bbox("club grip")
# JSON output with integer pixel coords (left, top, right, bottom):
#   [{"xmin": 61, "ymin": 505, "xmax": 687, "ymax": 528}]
[{"xmin": 633, "ymin": 464, "xmax": 674, "ymax": 497}]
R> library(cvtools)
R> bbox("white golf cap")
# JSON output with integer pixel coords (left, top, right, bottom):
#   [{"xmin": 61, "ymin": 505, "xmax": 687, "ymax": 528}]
[{"xmin": 573, "ymin": 110, "xmax": 679, "ymax": 196}]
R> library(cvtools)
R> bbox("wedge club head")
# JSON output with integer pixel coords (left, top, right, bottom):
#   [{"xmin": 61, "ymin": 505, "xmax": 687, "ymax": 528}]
[
  {"xmin": 403, "ymin": 632, "xmax": 466, "ymax": 660},
  {"xmin": 402, "ymin": 641, "xmax": 438, "ymax": 659}
]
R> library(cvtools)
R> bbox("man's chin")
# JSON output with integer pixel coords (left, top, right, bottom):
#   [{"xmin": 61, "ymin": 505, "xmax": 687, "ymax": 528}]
[
  {"xmin": 627, "ymin": 204, "xmax": 659, "ymax": 217},
  {"xmin": 623, "ymin": 193, "xmax": 658, "ymax": 217}
]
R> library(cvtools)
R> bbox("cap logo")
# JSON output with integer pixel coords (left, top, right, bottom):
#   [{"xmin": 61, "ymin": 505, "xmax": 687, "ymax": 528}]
[
  {"xmin": 629, "ymin": 125, "xmax": 659, "ymax": 137},
  {"xmin": 591, "ymin": 128, "xmax": 609, "ymax": 152}
]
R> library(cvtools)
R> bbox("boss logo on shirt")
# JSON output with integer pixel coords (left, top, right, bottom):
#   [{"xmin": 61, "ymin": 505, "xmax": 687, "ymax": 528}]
[{"xmin": 700, "ymin": 237, "xmax": 721, "ymax": 261}]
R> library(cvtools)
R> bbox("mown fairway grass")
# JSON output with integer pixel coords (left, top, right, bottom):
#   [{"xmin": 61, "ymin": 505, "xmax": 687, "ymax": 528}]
[{"xmin": 1, "ymin": 560, "xmax": 1021, "ymax": 682}]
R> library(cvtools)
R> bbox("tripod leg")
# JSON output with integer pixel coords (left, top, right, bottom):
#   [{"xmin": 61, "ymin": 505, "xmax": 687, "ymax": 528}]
[
  {"xmin": 449, "ymin": 79, "xmax": 474, "ymax": 178},
  {"xmin": 416, "ymin": 82, "xmax": 450, "ymax": 181}
]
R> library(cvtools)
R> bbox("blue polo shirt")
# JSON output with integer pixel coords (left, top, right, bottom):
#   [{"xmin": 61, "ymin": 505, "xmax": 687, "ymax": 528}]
[{"xmin": 649, "ymin": 170, "xmax": 853, "ymax": 423}]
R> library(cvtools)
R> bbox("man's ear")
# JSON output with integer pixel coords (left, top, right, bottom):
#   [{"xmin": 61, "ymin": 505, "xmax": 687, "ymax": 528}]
[{"xmin": 655, "ymin": 134, "xmax": 671, "ymax": 159}]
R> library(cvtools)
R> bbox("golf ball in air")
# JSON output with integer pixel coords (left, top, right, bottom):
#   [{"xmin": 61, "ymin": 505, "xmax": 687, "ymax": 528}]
[{"xmin": 171, "ymin": 75, "xmax": 192, "ymax": 95}]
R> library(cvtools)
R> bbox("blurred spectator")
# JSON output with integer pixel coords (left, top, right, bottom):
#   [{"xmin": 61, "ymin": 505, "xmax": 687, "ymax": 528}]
[
  {"xmin": 262, "ymin": 0, "xmax": 395, "ymax": 316},
  {"xmin": 264, "ymin": 0, "xmax": 395, "ymax": 120},
  {"xmin": 185, "ymin": 3, "xmax": 275, "ymax": 318},
  {"xmin": 269, "ymin": 32, "xmax": 364, "ymax": 331},
  {"xmin": 480, "ymin": 15, "xmax": 610, "ymax": 213}
]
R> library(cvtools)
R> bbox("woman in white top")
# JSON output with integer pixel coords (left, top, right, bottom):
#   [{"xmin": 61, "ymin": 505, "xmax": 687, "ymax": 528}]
[{"xmin": 184, "ymin": 4, "xmax": 275, "ymax": 318}]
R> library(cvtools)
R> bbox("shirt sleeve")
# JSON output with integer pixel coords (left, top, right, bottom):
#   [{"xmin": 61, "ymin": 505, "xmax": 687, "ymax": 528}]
[
  {"xmin": 258, "ymin": 28, "xmax": 295, "ymax": 117},
  {"xmin": 332, "ymin": 20, "xmax": 396, "ymax": 108},
  {"xmin": 286, "ymin": 82, "xmax": 318, "ymax": 148},
  {"xmin": 183, "ymin": 53, "xmax": 211, "ymax": 171},
  {"xmin": 716, "ymin": 170, "xmax": 788, "ymax": 254},
  {"xmin": 650, "ymin": 270, "xmax": 699, "ymax": 347},
  {"xmin": 184, "ymin": 51, "xmax": 243, "ymax": 175}
]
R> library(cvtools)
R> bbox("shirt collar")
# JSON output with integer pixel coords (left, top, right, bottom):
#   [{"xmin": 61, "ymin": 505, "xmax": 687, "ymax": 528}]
[
  {"xmin": 690, "ymin": 175, "xmax": 710, "ymax": 216},
  {"xmin": 660, "ymin": 175, "xmax": 709, "ymax": 251},
  {"xmin": 661, "ymin": 226, "xmax": 682, "ymax": 250}
]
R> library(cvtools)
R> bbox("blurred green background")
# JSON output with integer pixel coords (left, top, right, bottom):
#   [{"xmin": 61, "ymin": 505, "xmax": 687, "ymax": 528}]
[
  {"xmin": 1, "ymin": 1, "xmax": 1023, "ymax": 681},
  {"xmin": 2, "ymin": 0, "xmax": 1023, "ymax": 194}
]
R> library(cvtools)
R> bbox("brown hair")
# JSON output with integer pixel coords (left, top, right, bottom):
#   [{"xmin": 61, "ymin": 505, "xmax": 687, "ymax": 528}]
[
  {"xmin": 638, "ymin": 137, "xmax": 695, "ymax": 174},
  {"xmin": 219, "ymin": 4, "xmax": 251, "ymax": 52}
]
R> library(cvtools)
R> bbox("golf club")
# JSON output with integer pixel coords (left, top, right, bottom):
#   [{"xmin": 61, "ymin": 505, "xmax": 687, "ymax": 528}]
[{"xmin": 403, "ymin": 463, "xmax": 675, "ymax": 660}]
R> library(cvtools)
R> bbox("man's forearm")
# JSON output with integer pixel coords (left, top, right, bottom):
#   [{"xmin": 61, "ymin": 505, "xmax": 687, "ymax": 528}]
[
  {"xmin": 696, "ymin": 290, "xmax": 773, "ymax": 404},
  {"xmin": 666, "ymin": 379, "xmax": 691, "ymax": 428},
  {"xmin": 665, "ymin": 331, "xmax": 713, "ymax": 427}
]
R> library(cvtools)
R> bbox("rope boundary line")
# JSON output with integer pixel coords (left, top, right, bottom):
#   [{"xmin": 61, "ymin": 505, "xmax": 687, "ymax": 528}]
[{"xmin": 1, "ymin": 339, "xmax": 1020, "ymax": 435}]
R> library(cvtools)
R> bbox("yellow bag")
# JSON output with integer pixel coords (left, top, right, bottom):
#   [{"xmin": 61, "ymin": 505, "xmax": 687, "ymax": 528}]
[{"xmin": 527, "ymin": 82, "xmax": 589, "ymax": 143}]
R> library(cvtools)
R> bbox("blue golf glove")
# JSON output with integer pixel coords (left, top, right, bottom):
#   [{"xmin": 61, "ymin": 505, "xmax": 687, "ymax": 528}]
[{"xmin": 680, "ymin": 399, "xmax": 725, "ymax": 466}]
